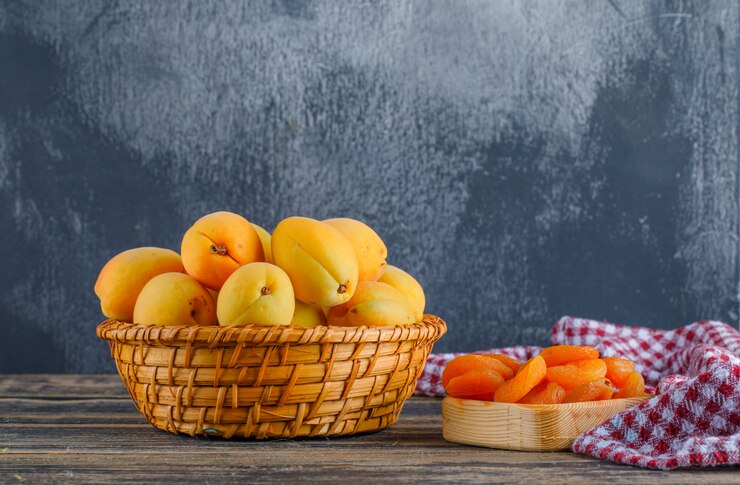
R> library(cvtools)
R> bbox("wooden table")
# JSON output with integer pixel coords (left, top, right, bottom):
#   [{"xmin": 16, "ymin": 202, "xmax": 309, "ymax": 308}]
[{"xmin": 1, "ymin": 375, "xmax": 737, "ymax": 483}]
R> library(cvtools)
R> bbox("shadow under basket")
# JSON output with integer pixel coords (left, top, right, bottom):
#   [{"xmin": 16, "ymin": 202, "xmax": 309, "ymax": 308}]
[{"xmin": 96, "ymin": 315, "xmax": 446, "ymax": 439}]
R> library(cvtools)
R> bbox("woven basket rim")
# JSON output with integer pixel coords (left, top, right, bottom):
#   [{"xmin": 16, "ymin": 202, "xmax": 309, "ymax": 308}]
[{"xmin": 97, "ymin": 314, "xmax": 446, "ymax": 347}]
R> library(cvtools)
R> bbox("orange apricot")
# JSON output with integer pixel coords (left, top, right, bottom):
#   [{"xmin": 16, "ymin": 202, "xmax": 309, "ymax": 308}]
[
  {"xmin": 518, "ymin": 381, "xmax": 566, "ymax": 404},
  {"xmin": 476, "ymin": 356, "xmax": 514, "ymax": 380},
  {"xmin": 181, "ymin": 211, "xmax": 264, "ymax": 290},
  {"xmin": 251, "ymin": 223, "xmax": 273, "ymax": 264},
  {"xmin": 601, "ymin": 357, "xmax": 635, "ymax": 388},
  {"xmin": 378, "ymin": 265, "xmax": 425, "ymax": 322},
  {"xmin": 563, "ymin": 378, "xmax": 614, "ymax": 403},
  {"xmin": 133, "ymin": 273, "xmax": 217, "ymax": 326},
  {"xmin": 95, "ymin": 247, "xmax": 184, "ymax": 321},
  {"xmin": 325, "ymin": 281, "xmax": 413, "ymax": 327},
  {"xmin": 539, "ymin": 345, "xmax": 599, "ymax": 366},
  {"xmin": 493, "ymin": 355, "xmax": 547, "ymax": 403},
  {"xmin": 323, "ymin": 218, "xmax": 387, "ymax": 282},
  {"xmin": 614, "ymin": 371, "xmax": 646, "ymax": 399},
  {"xmin": 442, "ymin": 355, "xmax": 513, "ymax": 388},
  {"xmin": 291, "ymin": 300, "xmax": 326, "ymax": 328},
  {"xmin": 272, "ymin": 217, "xmax": 358, "ymax": 307},
  {"xmin": 483, "ymin": 354, "xmax": 522, "ymax": 373},
  {"xmin": 546, "ymin": 359, "xmax": 607, "ymax": 390},
  {"xmin": 217, "ymin": 262, "xmax": 295, "ymax": 326},
  {"xmin": 445, "ymin": 368, "xmax": 505, "ymax": 401}
]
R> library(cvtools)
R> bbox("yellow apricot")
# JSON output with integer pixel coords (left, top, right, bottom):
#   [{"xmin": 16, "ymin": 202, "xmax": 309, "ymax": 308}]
[
  {"xmin": 323, "ymin": 218, "xmax": 387, "ymax": 281},
  {"xmin": 94, "ymin": 247, "xmax": 184, "ymax": 321},
  {"xmin": 291, "ymin": 300, "xmax": 326, "ymax": 328},
  {"xmin": 251, "ymin": 223, "xmax": 273, "ymax": 264},
  {"xmin": 133, "ymin": 272, "xmax": 216, "ymax": 326},
  {"xmin": 181, "ymin": 211, "xmax": 264, "ymax": 291},
  {"xmin": 217, "ymin": 262, "xmax": 295, "ymax": 326},
  {"xmin": 327, "ymin": 281, "xmax": 414, "ymax": 327},
  {"xmin": 378, "ymin": 265, "xmax": 425, "ymax": 322},
  {"xmin": 336, "ymin": 299, "xmax": 414, "ymax": 327},
  {"xmin": 271, "ymin": 217, "xmax": 358, "ymax": 306}
]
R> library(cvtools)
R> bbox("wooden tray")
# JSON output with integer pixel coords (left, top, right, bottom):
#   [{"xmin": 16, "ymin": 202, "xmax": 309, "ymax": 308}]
[{"xmin": 442, "ymin": 395, "xmax": 650, "ymax": 451}]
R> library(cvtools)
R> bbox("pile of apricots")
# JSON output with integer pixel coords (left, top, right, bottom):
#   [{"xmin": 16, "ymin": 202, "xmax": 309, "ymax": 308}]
[
  {"xmin": 443, "ymin": 345, "xmax": 646, "ymax": 404},
  {"xmin": 94, "ymin": 211, "xmax": 425, "ymax": 328}
]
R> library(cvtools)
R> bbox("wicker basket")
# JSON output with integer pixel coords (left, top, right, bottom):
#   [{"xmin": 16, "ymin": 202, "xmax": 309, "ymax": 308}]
[{"xmin": 96, "ymin": 315, "xmax": 446, "ymax": 439}]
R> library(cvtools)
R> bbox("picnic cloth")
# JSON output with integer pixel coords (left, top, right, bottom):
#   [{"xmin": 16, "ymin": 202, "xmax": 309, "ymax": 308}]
[{"xmin": 415, "ymin": 316, "xmax": 740, "ymax": 470}]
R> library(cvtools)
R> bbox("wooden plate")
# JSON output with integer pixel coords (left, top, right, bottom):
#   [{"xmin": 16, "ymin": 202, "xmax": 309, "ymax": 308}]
[{"xmin": 442, "ymin": 395, "xmax": 651, "ymax": 451}]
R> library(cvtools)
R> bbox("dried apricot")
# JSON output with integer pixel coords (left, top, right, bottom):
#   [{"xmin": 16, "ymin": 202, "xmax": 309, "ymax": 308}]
[
  {"xmin": 539, "ymin": 345, "xmax": 599, "ymax": 366},
  {"xmin": 614, "ymin": 371, "xmax": 645, "ymax": 399},
  {"xmin": 477, "ymin": 355, "xmax": 515, "ymax": 380},
  {"xmin": 442, "ymin": 355, "xmax": 514, "ymax": 387},
  {"xmin": 483, "ymin": 354, "xmax": 522, "ymax": 373},
  {"xmin": 494, "ymin": 355, "xmax": 547, "ymax": 403},
  {"xmin": 563, "ymin": 378, "xmax": 614, "ymax": 403},
  {"xmin": 445, "ymin": 368, "xmax": 505, "ymax": 401},
  {"xmin": 601, "ymin": 357, "xmax": 634, "ymax": 388},
  {"xmin": 546, "ymin": 358, "xmax": 607, "ymax": 390},
  {"xmin": 518, "ymin": 381, "xmax": 566, "ymax": 404}
]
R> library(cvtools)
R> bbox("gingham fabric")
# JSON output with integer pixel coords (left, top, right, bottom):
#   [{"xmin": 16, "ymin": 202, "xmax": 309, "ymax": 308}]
[{"xmin": 415, "ymin": 316, "xmax": 740, "ymax": 470}]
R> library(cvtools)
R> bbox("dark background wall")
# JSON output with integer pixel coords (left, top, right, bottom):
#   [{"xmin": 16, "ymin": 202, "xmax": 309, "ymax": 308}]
[{"xmin": 0, "ymin": 0, "xmax": 737, "ymax": 373}]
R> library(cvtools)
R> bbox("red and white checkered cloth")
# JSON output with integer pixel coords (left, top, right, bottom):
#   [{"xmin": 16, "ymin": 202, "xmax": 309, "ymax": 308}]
[{"xmin": 416, "ymin": 316, "xmax": 740, "ymax": 470}]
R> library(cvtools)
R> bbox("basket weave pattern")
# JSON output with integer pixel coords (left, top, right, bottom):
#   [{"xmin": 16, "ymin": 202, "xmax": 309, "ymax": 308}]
[{"xmin": 97, "ymin": 315, "xmax": 446, "ymax": 439}]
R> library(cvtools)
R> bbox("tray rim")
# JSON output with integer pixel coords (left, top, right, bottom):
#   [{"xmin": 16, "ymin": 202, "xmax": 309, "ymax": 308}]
[
  {"xmin": 443, "ymin": 393, "xmax": 652, "ymax": 410},
  {"xmin": 442, "ymin": 393, "xmax": 652, "ymax": 451}
]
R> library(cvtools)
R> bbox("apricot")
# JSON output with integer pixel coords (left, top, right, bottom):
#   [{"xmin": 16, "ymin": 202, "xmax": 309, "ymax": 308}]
[
  {"xmin": 94, "ymin": 247, "xmax": 184, "ymax": 321},
  {"xmin": 518, "ymin": 381, "xmax": 567, "ymax": 404},
  {"xmin": 445, "ymin": 369, "xmax": 505, "ymax": 401},
  {"xmin": 442, "ymin": 354, "xmax": 513, "ymax": 388},
  {"xmin": 323, "ymin": 218, "xmax": 387, "ymax": 281},
  {"xmin": 326, "ymin": 281, "xmax": 414, "ymax": 327},
  {"xmin": 271, "ymin": 217, "xmax": 358, "ymax": 307},
  {"xmin": 217, "ymin": 262, "xmax": 295, "ymax": 326},
  {"xmin": 539, "ymin": 345, "xmax": 599, "ymax": 367},
  {"xmin": 546, "ymin": 359, "xmax": 607, "ymax": 390},
  {"xmin": 291, "ymin": 300, "xmax": 326, "ymax": 328},
  {"xmin": 602, "ymin": 357, "xmax": 635, "ymax": 388},
  {"xmin": 614, "ymin": 371, "xmax": 645, "ymax": 399},
  {"xmin": 133, "ymin": 272, "xmax": 216, "ymax": 326},
  {"xmin": 483, "ymin": 354, "xmax": 522, "ymax": 373},
  {"xmin": 494, "ymin": 355, "xmax": 547, "ymax": 403},
  {"xmin": 377, "ymin": 265, "xmax": 425, "ymax": 322},
  {"xmin": 563, "ymin": 378, "xmax": 614, "ymax": 403},
  {"xmin": 181, "ymin": 211, "xmax": 264, "ymax": 291},
  {"xmin": 251, "ymin": 223, "xmax": 273, "ymax": 264}
]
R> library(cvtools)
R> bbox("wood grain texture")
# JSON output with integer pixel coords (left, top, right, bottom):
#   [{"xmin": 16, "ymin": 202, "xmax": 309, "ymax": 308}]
[
  {"xmin": 0, "ymin": 1, "xmax": 738, "ymax": 372},
  {"xmin": 442, "ymin": 395, "xmax": 649, "ymax": 451},
  {"xmin": 1, "ymin": 375, "xmax": 738, "ymax": 483}
]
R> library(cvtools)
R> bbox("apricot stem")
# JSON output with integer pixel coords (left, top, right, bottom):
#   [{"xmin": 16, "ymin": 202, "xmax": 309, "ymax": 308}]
[
  {"xmin": 260, "ymin": 286, "xmax": 271, "ymax": 295},
  {"xmin": 337, "ymin": 284, "xmax": 347, "ymax": 294},
  {"xmin": 210, "ymin": 244, "xmax": 228, "ymax": 256}
]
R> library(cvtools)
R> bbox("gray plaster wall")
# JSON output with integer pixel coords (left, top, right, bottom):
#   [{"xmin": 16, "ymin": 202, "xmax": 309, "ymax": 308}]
[{"xmin": 0, "ymin": 0, "xmax": 737, "ymax": 373}]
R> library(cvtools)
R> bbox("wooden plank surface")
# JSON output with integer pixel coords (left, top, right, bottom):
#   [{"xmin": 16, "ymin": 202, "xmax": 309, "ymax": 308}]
[{"xmin": 0, "ymin": 375, "xmax": 737, "ymax": 484}]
